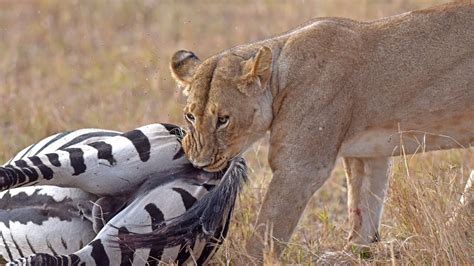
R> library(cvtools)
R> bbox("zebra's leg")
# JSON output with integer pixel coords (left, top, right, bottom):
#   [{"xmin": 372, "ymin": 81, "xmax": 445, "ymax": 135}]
[
  {"xmin": 0, "ymin": 151, "xmax": 83, "ymax": 191},
  {"xmin": 7, "ymin": 253, "xmax": 81, "ymax": 266},
  {"xmin": 343, "ymin": 157, "xmax": 391, "ymax": 247},
  {"xmin": 0, "ymin": 124, "xmax": 187, "ymax": 196},
  {"xmin": 7, "ymin": 237, "xmax": 115, "ymax": 266}
]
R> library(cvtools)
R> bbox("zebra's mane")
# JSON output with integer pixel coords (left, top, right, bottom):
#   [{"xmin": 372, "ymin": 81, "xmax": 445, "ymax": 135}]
[
  {"xmin": 134, "ymin": 163, "xmax": 219, "ymax": 194},
  {"xmin": 119, "ymin": 157, "xmax": 247, "ymax": 250}
]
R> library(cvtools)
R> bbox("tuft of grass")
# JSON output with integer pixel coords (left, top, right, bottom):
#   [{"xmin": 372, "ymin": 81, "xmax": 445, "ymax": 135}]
[{"xmin": 1, "ymin": 0, "xmax": 471, "ymax": 265}]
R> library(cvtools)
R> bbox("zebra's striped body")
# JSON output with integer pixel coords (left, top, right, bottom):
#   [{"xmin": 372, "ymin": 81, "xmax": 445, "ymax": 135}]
[
  {"xmin": 0, "ymin": 124, "xmax": 189, "ymax": 195},
  {"xmin": 0, "ymin": 123, "xmax": 247, "ymax": 265},
  {"xmin": 0, "ymin": 186, "xmax": 98, "ymax": 261}
]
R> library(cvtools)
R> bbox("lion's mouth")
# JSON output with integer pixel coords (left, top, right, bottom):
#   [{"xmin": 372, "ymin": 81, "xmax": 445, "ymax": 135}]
[{"xmin": 203, "ymin": 156, "xmax": 229, "ymax": 172}]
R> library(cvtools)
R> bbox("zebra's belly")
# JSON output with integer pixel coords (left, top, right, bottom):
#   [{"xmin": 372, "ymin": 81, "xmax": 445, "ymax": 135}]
[{"xmin": 0, "ymin": 186, "xmax": 97, "ymax": 261}]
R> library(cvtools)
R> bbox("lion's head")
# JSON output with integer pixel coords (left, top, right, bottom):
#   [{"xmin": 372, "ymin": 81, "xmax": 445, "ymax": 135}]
[{"xmin": 170, "ymin": 46, "xmax": 274, "ymax": 172}]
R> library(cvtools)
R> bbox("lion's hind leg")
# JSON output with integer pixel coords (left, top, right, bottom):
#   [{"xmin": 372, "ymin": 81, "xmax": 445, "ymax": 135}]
[{"xmin": 343, "ymin": 157, "xmax": 392, "ymax": 248}]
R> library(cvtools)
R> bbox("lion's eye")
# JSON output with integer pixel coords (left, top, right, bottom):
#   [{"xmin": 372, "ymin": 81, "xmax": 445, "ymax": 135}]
[
  {"xmin": 217, "ymin": 116, "xmax": 229, "ymax": 128},
  {"xmin": 185, "ymin": 113, "xmax": 195, "ymax": 124}
]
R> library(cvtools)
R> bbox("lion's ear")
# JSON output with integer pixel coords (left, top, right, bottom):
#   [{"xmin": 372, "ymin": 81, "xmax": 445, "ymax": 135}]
[
  {"xmin": 239, "ymin": 46, "xmax": 273, "ymax": 96},
  {"xmin": 170, "ymin": 50, "xmax": 201, "ymax": 94}
]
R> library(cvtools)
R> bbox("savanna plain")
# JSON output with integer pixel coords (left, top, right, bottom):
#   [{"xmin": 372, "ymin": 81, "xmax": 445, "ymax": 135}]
[{"xmin": 0, "ymin": 0, "xmax": 472, "ymax": 264}]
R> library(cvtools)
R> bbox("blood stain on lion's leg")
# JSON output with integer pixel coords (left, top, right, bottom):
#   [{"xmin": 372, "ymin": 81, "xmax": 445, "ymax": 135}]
[
  {"xmin": 344, "ymin": 157, "xmax": 391, "ymax": 255},
  {"xmin": 348, "ymin": 207, "xmax": 363, "ymax": 239}
]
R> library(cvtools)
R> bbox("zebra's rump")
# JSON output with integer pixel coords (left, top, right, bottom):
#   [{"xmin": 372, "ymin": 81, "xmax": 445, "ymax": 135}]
[{"xmin": 0, "ymin": 123, "xmax": 247, "ymax": 265}]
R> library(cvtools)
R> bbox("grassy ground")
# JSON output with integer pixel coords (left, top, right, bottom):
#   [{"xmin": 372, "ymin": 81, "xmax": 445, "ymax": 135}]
[{"xmin": 0, "ymin": 0, "xmax": 472, "ymax": 264}]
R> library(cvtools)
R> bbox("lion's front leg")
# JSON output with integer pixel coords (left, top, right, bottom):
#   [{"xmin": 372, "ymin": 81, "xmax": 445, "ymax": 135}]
[
  {"xmin": 343, "ymin": 157, "xmax": 391, "ymax": 247},
  {"xmin": 246, "ymin": 165, "xmax": 335, "ymax": 261},
  {"xmin": 246, "ymin": 121, "xmax": 344, "ymax": 260}
]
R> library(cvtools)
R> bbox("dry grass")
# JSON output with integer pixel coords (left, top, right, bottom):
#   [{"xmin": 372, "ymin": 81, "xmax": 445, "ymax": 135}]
[{"xmin": 0, "ymin": 0, "xmax": 472, "ymax": 264}]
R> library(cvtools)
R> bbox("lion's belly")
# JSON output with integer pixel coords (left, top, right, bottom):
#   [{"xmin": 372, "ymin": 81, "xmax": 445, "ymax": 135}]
[{"xmin": 340, "ymin": 111, "xmax": 474, "ymax": 158}]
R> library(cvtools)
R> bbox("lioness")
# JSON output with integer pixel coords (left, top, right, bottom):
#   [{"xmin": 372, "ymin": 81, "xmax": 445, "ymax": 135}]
[{"xmin": 170, "ymin": 1, "xmax": 473, "ymax": 259}]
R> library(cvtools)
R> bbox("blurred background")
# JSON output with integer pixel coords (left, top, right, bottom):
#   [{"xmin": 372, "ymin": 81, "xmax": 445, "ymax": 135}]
[{"xmin": 0, "ymin": 0, "xmax": 471, "ymax": 264}]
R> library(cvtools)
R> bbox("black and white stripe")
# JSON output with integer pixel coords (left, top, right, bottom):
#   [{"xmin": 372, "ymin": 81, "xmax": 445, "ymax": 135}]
[
  {"xmin": 0, "ymin": 124, "xmax": 189, "ymax": 195},
  {"xmin": 0, "ymin": 186, "xmax": 98, "ymax": 262},
  {"xmin": 0, "ymin": 123, "xmax": 246, "ymax": 265}
]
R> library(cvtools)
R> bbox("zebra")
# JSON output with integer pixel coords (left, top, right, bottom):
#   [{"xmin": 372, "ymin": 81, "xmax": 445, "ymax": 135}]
[
  {"xmin": 0, "ymin": 186, "xmax": 98, "ymax": 263},
  {"xmin": 0, "ymin": 123, "xmax": 190, "ymax": 195},
  {"xmin": 0, "ymin": 123, "xmax": 247, "ymax": 265}
]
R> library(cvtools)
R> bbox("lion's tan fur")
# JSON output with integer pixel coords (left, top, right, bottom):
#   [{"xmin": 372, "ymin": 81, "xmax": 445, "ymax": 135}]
[{"xmin": 170, "ymin": 1, "xmax": 473, "ymax": 259}]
